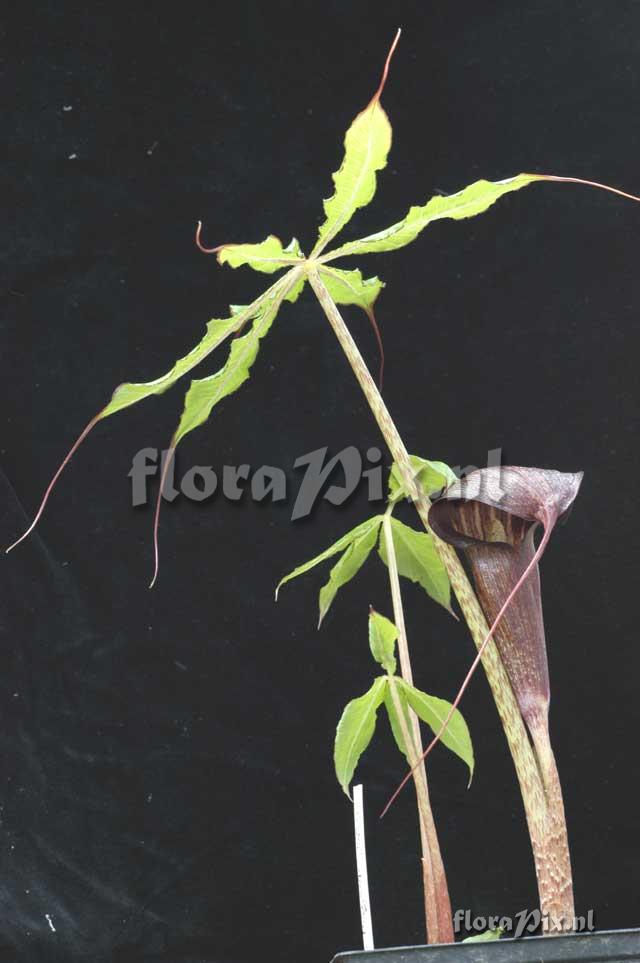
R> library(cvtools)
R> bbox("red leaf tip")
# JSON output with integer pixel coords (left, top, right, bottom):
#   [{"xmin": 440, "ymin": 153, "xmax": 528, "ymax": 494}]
[
  {"xmin": 372, "ymin": 28, "xmax": 401, "ymax": 105},
  {"xmin": 195, "ymin": 221, "xmax": 222, "ymax": 254}
]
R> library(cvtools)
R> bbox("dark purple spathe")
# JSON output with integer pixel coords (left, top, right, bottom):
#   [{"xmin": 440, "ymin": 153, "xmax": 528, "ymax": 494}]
[{"xmin": 429, "ymin": 467, "xmax": 583, "ymax": 735}]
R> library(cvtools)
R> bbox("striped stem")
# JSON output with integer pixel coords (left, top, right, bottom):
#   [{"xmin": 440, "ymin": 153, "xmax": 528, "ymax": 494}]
[{"xmin": 383, "ymin": 511, "xmax": 453, "ymax": 944}]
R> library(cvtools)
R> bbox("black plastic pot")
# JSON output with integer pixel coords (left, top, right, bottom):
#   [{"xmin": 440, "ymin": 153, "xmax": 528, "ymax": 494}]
[{"xmin": 332, "ymin": 929, "xmax": 640, "ymax": 963}]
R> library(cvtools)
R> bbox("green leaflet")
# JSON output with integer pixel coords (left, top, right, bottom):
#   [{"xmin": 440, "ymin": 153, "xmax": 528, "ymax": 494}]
[
  {"xmin": 99, "ymin": 283, "xmax": 283, "ymax": 421},
  {"xmin": 217, "ymin": 235, "xmax": 304, "ymax": 273},
  {"xmin": 318, "ymin": 521, "xmax": 381, "ymax": 627},
  {"xmin": 172, "ymin": 271, "xmax": 300, "ymax": 446},
  {"xmin": 317, "ymin": 266, "xmax": 384, "ymax": 319},
  {"xmin": 389, "ymin": 455, "xmax": 457, "ymax": 502},
  {"xmin": 283, "ymin": 272, "xmax": 306, "ymax": 304},
  {"xmin": 311, "ymin": 94, "xmax": 392, "ymax": 258},
  {"xmin": 379, "ymin": 516, "xmax": 451, "ymax": 612},
  {"xmin": 334, "ymin": 677, "xmax": 387, "ymax": 798},
  {"xmin": 397, "ymin": 678, "xmax": 474, "ymax": 782},
  {"xmin": 323, "ymin": 174, "xmax": 539, "ymax": 261},
  {"xmin": 462, "ymin": 929, "xmax": 503, "ymax": 943},
  {"xmin": 275, "ymin": 515, "xmax": 382, "ymax": 599},
  {"xmin": 385, "ymin": 677, "xmax": 474, "ymax": 781},
  {"xmin": 383, "ymin": 683, "xmax": 414, "ymax": 760},
  {"xmin": 368, "ymin": 609, "xmax": 397, "ymax": 675}
]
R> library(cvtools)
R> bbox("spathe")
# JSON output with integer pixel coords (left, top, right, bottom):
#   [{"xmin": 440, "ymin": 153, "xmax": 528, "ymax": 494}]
[
  {"xmin": 429, "ymin": 466, "xmax": 583, "ymax": 735},
  {"xmin": 382, "ymin": 466, "xmax": 582, "ymax": 816}
]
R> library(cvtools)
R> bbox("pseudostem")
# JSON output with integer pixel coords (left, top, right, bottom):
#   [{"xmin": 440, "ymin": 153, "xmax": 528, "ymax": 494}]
[{"xmin": 382, "ymin": 512, "xmax": 453, "ymax": 944}]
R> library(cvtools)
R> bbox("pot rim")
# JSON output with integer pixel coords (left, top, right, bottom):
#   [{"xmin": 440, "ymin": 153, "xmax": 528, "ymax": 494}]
[{"xmin": 331, "ymin": 927, "xmax": 640, "ymax": 963}]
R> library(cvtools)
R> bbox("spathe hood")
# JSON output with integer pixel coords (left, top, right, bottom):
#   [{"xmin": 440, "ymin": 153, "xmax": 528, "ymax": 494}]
[{"xmin": 429, "ymin": 466, "xmax": 583, "ymax": 549}]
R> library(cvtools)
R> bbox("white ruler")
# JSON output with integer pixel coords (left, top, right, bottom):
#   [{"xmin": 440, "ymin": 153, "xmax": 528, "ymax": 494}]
[{"xmin": 353, "ymin": 784, "xmax": 374, "ymax": 951}]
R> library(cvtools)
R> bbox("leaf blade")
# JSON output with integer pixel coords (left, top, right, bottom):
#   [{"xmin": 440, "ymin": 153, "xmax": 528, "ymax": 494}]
[
  {"xmin": 99, "ymin": 280, "xmax": 286, "ymax": 421},
  {"xmin": 397, "ymin": 679, "xmax": 474, "ymax": 782},
  {"xmin": 389, "ymin": 455, "xmax": 457, "ymax": 502},
  {"xmin": 379, "ymin": 517, "xmax": 451, "ymax": 612},
  {"xmin": 275, "ymin": 515, "xmax": 383, "ymax": 599},
  {"xmin": 172, "ymin": 271, "xmax": 300, "ymax": 447},
  {"xmin": 318, "ymin": 266, "xmax": 384, "ymax": 318},
  {"xmin": 324, "ymin": 174, "xmax": 539, "ymax": 260},
  {"xmin": 318, "ymin": 520, "xmax": 381, "ymax": 626},
  {"xmin": 217, "ymin": 235, "xmax": 304, "ymax": 274},
  {"xmin": 383, "ymin": 683, "xmax": 413, "ymax": 760},
  {"xmin": 334, "ymin": 677, "xmax": 387, "ymax": 798},
  {"xmin": 311, "ymin": 34, "xmax": 400, "ymax": 257},
  {"xmin": 368, "ymin": 609, "xmax": 397, "ymax": 674},
  {"xmin": 463, "ymin": 929, "xmax": 503, "ymax": 943}
]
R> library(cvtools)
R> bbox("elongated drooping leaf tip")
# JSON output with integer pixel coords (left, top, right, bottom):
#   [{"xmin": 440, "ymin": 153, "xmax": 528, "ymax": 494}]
[
  {"xmin": 5, "ymin": 411, "xmax": 104, "ymax": 554},
  {"xmin": 528, "ymin": 174, "xmax": 640, "ymax": 204},
  {"xmin": 368, "ymin": 306, "xmax": 385, "ymax": 389},
  {"xmin": 370, "ymin": 28, "xmax": 402, "ymax": 106},
  {"xmin": 195, "ymin": 220, "xmax": 222, "ymax": 255},
  {"xmin": 148, "ymin": 442, "xmax": 177, "ymax": 589}
]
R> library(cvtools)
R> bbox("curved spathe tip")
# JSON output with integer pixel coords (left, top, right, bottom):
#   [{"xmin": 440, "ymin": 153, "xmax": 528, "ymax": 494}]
[{"xmin": 429, "ymin": 466, "xmax": 583, "ymax": 548}]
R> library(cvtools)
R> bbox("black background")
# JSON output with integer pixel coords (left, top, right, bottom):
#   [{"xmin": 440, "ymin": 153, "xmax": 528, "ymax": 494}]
[{"xmin": 3, "ymin": 2, "xmax": 640, "ymax": 961}]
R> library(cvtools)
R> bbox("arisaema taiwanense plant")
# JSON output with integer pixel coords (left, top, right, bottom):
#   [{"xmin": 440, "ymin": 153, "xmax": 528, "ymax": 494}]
[{"xmin": 8, "ymin": 27, "xmax": 640, "ymax": 944}]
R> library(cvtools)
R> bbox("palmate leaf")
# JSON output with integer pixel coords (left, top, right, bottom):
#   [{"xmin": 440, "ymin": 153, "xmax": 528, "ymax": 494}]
[
  {"xmin": 323, "ymin": 174, "xmax": 539, "ymax": 261},
  {"xmin": 397, "ymin": 678, "xmax": 474, "ymax": 782},
  {"xmin": 334, "ymin": 677, "xmax": 387, "ymax": 798},
  {"xmin": 275, "ymin": 514, "xmax": 382, "ymax": 598},
  {"xmin": 379, "ymin": 516, "xmax": 451, "ymax": 612},
  {"xmin": 309, "ymin": 32, "xmax": 399, "ymax": 258}
]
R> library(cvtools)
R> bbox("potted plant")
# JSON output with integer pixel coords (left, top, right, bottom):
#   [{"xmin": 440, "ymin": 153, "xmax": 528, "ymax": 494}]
[{"xmin": 7, "ymin": 30, "xmax": 639, "ymax": 962}]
